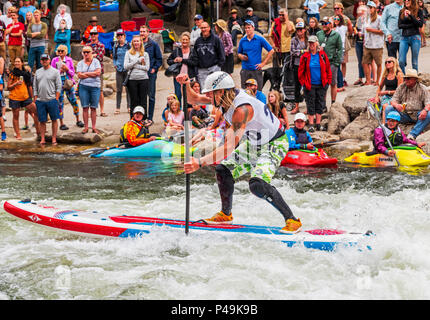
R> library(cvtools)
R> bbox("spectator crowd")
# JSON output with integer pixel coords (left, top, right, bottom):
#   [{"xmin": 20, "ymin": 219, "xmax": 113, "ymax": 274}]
[{"xmin": 0, "ymin": 0, "xmax": 430, "ymax": 147}]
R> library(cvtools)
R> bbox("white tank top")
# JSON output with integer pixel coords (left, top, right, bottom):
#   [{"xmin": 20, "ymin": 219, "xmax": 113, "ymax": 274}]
[{"xmin": 223, "ymin": 90, "xmax": 281, "ymax": 146}]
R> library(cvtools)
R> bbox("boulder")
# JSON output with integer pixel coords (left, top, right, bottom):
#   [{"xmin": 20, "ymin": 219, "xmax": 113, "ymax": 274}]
[
  {"xmin": 342, "ymin": 85, "xmax": 377, "ymax": 121},
  {"xmin": 416, "ymin": 130, "xmax": 430, "ymax": 155},
  {"xmin": 340, "ymin": 111, "xmax": 378, "ymax": 141},
  {"xmin": 327, "ymin": 102, "xmax": 350, "ymax": 134},
  {"xmin": 102, "ymin": 56, "xmax": 116, "ymax": 74},
  {"xmin": 326, "ymin": 139, "xmax": 373, "ymax": 160},
  {"xmin": 103, "ymin": 87, "xmax": 114, "ymax": 97}
]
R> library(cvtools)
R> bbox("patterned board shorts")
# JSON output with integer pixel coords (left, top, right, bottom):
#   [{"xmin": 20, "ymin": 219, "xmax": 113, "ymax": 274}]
[{"xmin": 221, "ymin": 134, "xmax": 289, "ymax": 183}]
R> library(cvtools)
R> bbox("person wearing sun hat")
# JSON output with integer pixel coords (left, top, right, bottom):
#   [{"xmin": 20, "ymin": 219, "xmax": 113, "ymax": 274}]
[
  {"xmin": 387, "ymin": 69, "xmax": 430, "ymax": 140},
  {"xmin": 82, "ymin": 15, "xmax": 105, "ymax": 44},
  {"xmin": 228, "ymin": 8, "xmax": 243, "ymax": 46},
  {"xmin": 214, "ymin": 19, "xmax": 234, "ymax": 74}
]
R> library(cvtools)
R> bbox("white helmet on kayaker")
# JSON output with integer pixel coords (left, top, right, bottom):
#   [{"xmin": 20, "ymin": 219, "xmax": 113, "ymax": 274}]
[
  {"xmin": 294, "ymin": 113, "xmax": 307, "ymax": 122},
  {"xmin": 201, "ymin": 71, "xmax": 235, "ymax": 93}
]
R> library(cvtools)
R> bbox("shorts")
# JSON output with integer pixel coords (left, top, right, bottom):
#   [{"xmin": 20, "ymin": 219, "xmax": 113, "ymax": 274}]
[
  {"xmin": 330, "ymin": 64, "xmax": 338, "ymax": 86},
  {"xmin": 221, "ymin": 134, "xmax": 289, "ymax": 183},
  {"xmin": 79, "ymin": 84, "xmax": 100, "ymax": 108},
  {"xmin": 36, "ymin": 99, "xmax": 60, "ymax": 123},
  {"xmin": 9, "ymin": 98, "xmax": 33, "ymax": 110},
  {"xmin": 304, "ymin": 85, "xmax": 327, "ymax": 115},
  {"xmin": 362, "ymin": 47, "xmax": 383, "ymax": 65}
]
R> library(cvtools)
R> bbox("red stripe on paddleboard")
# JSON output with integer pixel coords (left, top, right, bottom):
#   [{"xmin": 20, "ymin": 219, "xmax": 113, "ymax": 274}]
[
  {"xmin": 3, "ymin": 202, "xmax": 128, "ymax": 237},
  {"xmin": 109, "ymin": 216, "xmax": 245, "ymax": 229},
  {"xmin": 305, "ymin": 229, "xmax": 346, "ymax": 235}
]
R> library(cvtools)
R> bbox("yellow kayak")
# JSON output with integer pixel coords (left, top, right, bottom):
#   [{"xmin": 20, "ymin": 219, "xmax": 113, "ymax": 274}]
[{"xmin": 344, "ymin": 145, "xmax": 430, "ymax": 167}]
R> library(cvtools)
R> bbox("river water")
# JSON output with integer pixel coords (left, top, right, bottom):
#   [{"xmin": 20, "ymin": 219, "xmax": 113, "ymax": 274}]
[{"xmin": 1, "ymin": 149, "xmax": 430, "ymax": 300}]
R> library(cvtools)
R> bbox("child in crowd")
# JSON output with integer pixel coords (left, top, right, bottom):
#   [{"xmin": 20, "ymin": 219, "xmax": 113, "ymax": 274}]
[
  {"xmin": 165, "ymin": 100, "xmax": 184, "ymax": 137},
  {"xmin": 162, "ymin": 93, "xmax": 179, "ymax": 125},
  {"xmin": 190, "ymin": 103, "xmax": 211, "ymax": 129},
  {"xmin": 285, "ymin": 113, "xmax": 315, "ymax": 150}
]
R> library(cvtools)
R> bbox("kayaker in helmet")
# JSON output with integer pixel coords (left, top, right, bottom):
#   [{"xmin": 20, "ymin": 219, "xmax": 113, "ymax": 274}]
[
  {"xmin": 120, "ymin": 106, "xmax": 158, "ymax": 147},
  {"xmin": 374, "ymin": 111, "xmax": 426, "ymax": 157},
  {"xmin": 177, "ymin": 71, "xmax": 302, "ymax": 234},
  {"xmin": 285, "ymin": 113, "xmax": 315, "ymax": 150}
]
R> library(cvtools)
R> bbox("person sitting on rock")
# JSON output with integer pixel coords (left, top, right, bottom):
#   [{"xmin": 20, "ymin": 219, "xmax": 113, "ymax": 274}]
[
  {"xmin": 285, "ymin": 113, "xmax": 315, "ymax": 150},
  {"xmin": 373, "ymin": 57, "xmax": 403, "ymax": 123},
  {"xmin": 373, "ymin": 111, "xmax": 425, "ymax": 157},
  {"xmin": 82, "ymin": 16, "xmax": 104, "ymax": 44},
  {"xmin": 120, "ymin": 106, "xmax": 157, "ymax": 147},
  {"xmin": 386, "ymin": 69, "xmax": 430, "ymax": 140}
]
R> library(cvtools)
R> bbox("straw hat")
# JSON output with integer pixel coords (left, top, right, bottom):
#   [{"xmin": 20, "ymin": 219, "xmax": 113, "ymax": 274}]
[
  {"xmin": 214, "ymin": 19, "xmax": 228, "ymax": 32},
  {"xmin": 404, "ymin": 69, "xmax": 421, "ymax": 80}
]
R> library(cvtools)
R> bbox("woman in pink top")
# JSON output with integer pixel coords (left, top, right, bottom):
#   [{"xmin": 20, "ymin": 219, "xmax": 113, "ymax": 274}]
[{"xmin": 51, "ymin": 44, "xmax": 84, "ymax": 129}]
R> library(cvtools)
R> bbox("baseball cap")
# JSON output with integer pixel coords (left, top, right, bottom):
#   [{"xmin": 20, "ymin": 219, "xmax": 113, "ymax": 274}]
[
  {"xmin": 116, "ymin": 29, "xmax": 125, "ymax": 35},
  {"xmin": 308, "ymin": 35, "xmax": 318, "ymax": 43},
  {"xmin": 133, "ymin": 106, "xmax": 146, "ymax": 115},
  {"xmin": 246, "ymin": 7, "xmax": 253, "ymax": 11},
  {"xmin": 245, "ymin": 78, "xmax": 258, "ymax": 86},
  {"xmin": 367, "ymin": 1, "xmax": 377, "ymax": 7},
  {"xmin": 230, "ymin": 9, "xmax": 237, "ymax": 14},
  {"xmin": 244, "ymin": 20, "xmax": 255, "ymax": 27},
  {"xmin": 40, "ymin": 53, "xmax": 50, "ymax": 60},
  {"xmin": 294, "ymin": 113, "xmax": 307, "ymax": 122},
  {"xmin": 296, "ymin": 21, "xmax": 305, "ymax": 29},
  {"xmin": 90, "ymin": 27, "xmax": 98, "ymax": 34},
  {"xmin": 194, "ymin": 14, "xmax": 203, "ymax": 20}
]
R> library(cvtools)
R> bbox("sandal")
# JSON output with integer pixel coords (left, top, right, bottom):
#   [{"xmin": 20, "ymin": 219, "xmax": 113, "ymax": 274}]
[
  {"xmin": 82, "ymin": 128, "xmax": 89, "ymax": 134},
  {"xmin": 100, "ymin": 113, "xmax": 108, "ymax": 117},
  {"xmin": 52, "ymin": 141, "xmax": 58, "ymax": 146},
  {"xmin": 353, "ymin": 80, "xmax": 363, "ymax": 86},
  {"xmin": 114, "ymin": 110, "xmax": 120, "ymax": 115},
  {"xmin": 92, "ymin": 128, "xmax": 100, "ymax": 134}
]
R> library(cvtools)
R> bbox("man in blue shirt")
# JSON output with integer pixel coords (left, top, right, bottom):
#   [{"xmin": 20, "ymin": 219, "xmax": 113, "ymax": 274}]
[
  {"xmin": 112, "ymin": 29, "xmax": 131, "ymax": 114},
  {"xmin": 381, "ymin": 0, "xmax": 403, "ymax": 58},
  {"xmin": 18, "ymin": 0, "xmax": 36, "ymax": 21},
  {"xmin": 140, "ymin": 25, "xmax": 163, "ymax": 122},
  {"xmin": 303, "ymin": 0, "xmax": 327, "ymax": 23},
  {"xmin": 238, "ymin": 20, "xmax": 274, "ymax": 89}
]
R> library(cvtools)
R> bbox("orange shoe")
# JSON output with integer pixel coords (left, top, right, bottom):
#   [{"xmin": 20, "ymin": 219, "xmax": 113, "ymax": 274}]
[
  {"xmin": 280, "ymin": 218, "xmax": 302, "ymax": 234},
  {"xmin": 204, "ymin": 211, "xmax": 233, "ymax": 224}
]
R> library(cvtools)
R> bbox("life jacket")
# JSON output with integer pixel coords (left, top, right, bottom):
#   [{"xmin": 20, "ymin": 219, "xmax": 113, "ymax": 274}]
[
  {"xmin": 382, "ymin": 125, "xmax": 403, "ymax": 148},
  {"xmin": 119, "ymin": 120, "xmax": 149, "ymax": 147},
  {"xmin": 293, "ymin": 127, "xmax": 310, "ymax": 145}
]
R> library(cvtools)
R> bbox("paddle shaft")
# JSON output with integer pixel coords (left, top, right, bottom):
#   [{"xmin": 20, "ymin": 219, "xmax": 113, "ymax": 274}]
[{"xmin": 183, "ymin": 84, "xmax": 191, "ymax": 235}]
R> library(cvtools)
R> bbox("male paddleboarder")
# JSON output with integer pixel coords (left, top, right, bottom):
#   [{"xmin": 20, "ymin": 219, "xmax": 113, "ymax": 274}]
[{"xmin": 177, "ymin": 71, "xmax": 302, "ymax": 233}]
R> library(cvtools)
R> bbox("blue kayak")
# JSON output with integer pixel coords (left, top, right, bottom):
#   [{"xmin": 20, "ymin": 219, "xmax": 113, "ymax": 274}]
[{"xmin": 91, "ymin": 139, "xmax": 192, "ymax": 158}]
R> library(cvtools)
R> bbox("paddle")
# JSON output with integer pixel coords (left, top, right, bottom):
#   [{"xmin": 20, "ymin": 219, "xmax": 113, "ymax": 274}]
[
  {"xmin": 367, "ymin": 100, "xmax": 401, "ymax": 166},
  {"xmin": 183, "ymin": 83, "xmax": 191, "ymax": 235},
  {"xmin": 80, "ymin": 142, "xmax": 128, "ymax": 156},
  {"xmin": 312, "ymin": 140, "xmax": 344, "ymax": 149}
]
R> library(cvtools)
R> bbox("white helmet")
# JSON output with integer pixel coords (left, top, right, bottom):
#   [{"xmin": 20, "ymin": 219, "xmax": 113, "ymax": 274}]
[
  {"xmin": 201, "ymin": 71, "xmax": 235, "ymax": 93},
  {"xmin": 294, "ymin": 113, "xmax": 307, "ymax": 122},
  {"xmin": 133, "ymin": 106, "xmax": 145, "ymax": 115}
]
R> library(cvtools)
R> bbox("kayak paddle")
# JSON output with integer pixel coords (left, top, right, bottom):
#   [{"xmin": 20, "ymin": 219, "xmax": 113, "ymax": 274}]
[{"xmin": 367, "ymin": 100, "xmax": 401, "ymax": 166}]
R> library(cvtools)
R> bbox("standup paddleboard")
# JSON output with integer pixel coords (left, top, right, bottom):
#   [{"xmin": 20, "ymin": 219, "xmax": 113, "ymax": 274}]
[{"xmin": 2, "ymin": 200, "xmax": 372, "ymax": 251}]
